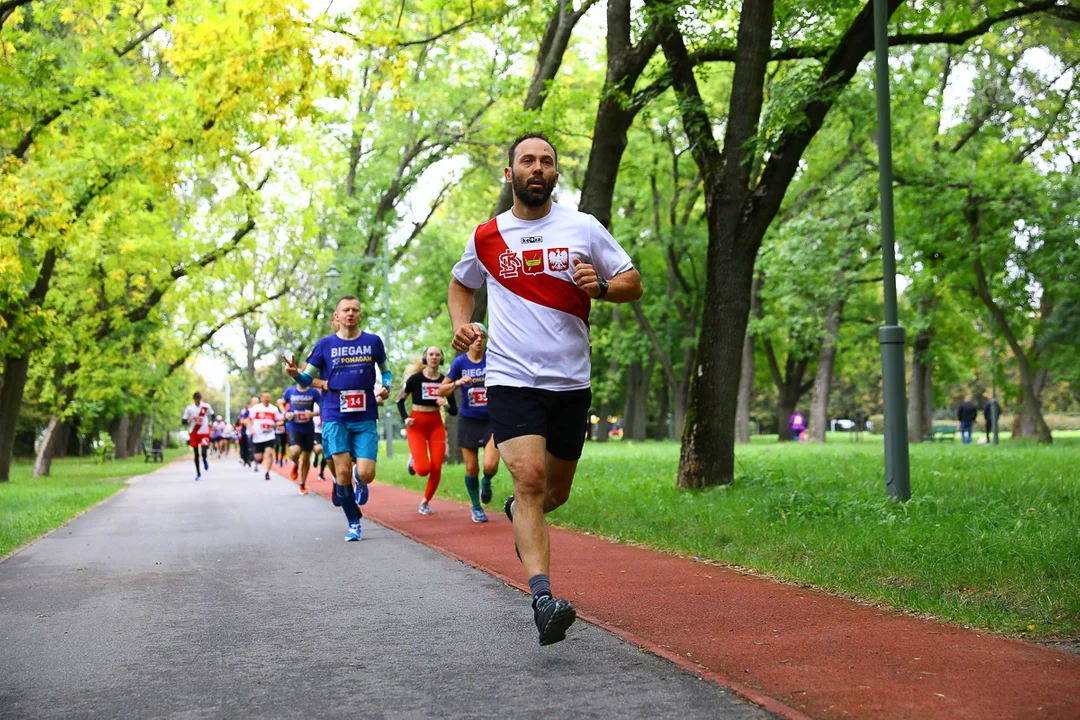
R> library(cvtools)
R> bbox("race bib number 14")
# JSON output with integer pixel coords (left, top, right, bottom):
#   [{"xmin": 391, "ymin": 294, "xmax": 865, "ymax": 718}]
[{"xmin": 339, "ymin": 390, "xmax": 367, "ymax": 413}]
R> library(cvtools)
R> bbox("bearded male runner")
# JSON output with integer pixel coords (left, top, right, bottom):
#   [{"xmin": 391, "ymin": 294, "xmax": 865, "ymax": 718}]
[
  {"xmin": 283, "ymin": 295, "xmax": 391, "ymax": 542},
  {"xmin": 448, "ymin": 133, "xmax": 642, "ymax": 645}
]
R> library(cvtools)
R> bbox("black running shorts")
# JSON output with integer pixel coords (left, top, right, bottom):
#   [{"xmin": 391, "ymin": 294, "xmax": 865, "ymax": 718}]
[
  {"xmin": 253, "ymin": 439, "xmax": 275, "ymax": 454},
  {"xmin": 287, "ymin": 430, "xmax": 315, "ymax": 452},
  {"xmin": 487, "ymin": 386, "xmax": 591, "ymax": 461},
  {"xmin": 457, "ymin": 415, "xmax": 493, "ymax": 450}
]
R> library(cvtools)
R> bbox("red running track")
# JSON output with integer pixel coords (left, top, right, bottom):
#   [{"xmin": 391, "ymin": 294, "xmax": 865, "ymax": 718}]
[{"xmin": 275, "ymin": 462, "xmax": 1079, "ymax": 719}]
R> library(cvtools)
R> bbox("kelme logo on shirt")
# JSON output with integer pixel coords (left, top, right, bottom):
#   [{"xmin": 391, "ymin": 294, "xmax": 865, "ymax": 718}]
[
  {"xmin": 521, "ymin": 235, "xmax": 543, "ymax": 244},
  {"xmin": 522, "ymin": 249, "xmax": 544, "ymax": 274}
]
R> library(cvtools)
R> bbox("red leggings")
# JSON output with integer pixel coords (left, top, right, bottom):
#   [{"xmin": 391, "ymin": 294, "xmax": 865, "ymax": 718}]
[{"xmin": 407, "ymin": 410, "xmax": 445, "ymax": 501}]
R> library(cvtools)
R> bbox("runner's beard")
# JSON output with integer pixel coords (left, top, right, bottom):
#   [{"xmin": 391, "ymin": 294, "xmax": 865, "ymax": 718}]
[{"xmin": 512, "ymin": 172, "xmax": 555, "ymax": 207}]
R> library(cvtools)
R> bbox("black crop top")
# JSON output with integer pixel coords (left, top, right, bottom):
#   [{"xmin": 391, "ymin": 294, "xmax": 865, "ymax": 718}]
[{"xmin": 397, "ymin": 371, "xmax": 458, "ymax": 422}]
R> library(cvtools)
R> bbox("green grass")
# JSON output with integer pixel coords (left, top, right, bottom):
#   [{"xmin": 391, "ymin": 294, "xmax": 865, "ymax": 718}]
[
  {"xmin": 376, "ymin": 433, "xmax": 1080, "ymax": 641},
  {"xmin": 0, "ymin": 450, "xmax": 186, "ymax": 558}
]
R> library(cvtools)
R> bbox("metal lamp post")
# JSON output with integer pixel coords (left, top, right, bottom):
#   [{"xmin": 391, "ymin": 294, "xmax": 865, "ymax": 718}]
[
  {"xmin": 324, "ymin": 252, "xmax": 395, "ymax": 458},
  {"xmin": 873, "ymin": 0, "xmax": 911, "ymax": 501}
]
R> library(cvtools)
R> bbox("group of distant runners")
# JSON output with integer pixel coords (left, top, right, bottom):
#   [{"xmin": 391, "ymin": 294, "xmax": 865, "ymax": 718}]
[{"xmin": 183, "ymin": 133, "xmax": 642, "ymax": 647}]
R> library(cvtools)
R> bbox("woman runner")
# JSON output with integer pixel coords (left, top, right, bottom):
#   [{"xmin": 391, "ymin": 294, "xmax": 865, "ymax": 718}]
[
  {"xmin": 397, "ymin": 346, "xmax": 458, "ymax": 515},
  {"xmin": 440, "ymin": 327, "xmax": 499, "ymax": 523}
]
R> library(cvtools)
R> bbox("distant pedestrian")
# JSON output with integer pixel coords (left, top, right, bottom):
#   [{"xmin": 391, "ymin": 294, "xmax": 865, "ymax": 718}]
[
  {"xmin": 984, "ymin": 396, "xmax": 1002, "ymax": 442},
  {"xmin": 958, "ymin": 397, "xmax": 977, "ymax": 444},
  {"xmin": 789, "ymin": 411, "xmax": 806, "ymax": 441}
]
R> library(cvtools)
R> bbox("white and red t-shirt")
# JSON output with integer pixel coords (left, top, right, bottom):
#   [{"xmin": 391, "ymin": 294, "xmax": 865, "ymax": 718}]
[
  {"xmin": 249, "ymin": 403, "xmax": 283, "ymax": 444},
  {"xmin": 452, "ymin": 203, "xmax": 633, "ymax": 391},
  {"xmin": 182, "ymin": 402, "xmax": 213, "ymax": 435}
]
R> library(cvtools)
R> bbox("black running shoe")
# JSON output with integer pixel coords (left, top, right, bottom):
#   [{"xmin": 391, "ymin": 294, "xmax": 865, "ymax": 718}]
[
  {"xmin": 533, "ymin": 595, "xmax": 576, "ymax": 646},
  {"xmin": 503, "ymin": 495, "xmax": 521, "ymax": 561},
  {"xmin": 480, "ymin": 478, "xmax": 493, "ymax": 505}
]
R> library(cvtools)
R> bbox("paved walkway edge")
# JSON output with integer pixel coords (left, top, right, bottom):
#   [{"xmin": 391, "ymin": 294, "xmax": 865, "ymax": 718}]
[
  {"xmin": 374, "ymin": 507, "xmax": 810, "ymax": 720},
  {"xmin": 0, "ymin": 458, "xmax": 182, "ymax": 565},
  {"xmin": 271, "ymin": 463, "xmax": 804, "ymax": 719}
]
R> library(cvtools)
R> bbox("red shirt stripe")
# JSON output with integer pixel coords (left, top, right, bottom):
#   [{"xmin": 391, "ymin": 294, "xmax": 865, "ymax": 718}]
[{"xmin": 474, "ymin": 217, "xmax": 591, "ymax": 326}]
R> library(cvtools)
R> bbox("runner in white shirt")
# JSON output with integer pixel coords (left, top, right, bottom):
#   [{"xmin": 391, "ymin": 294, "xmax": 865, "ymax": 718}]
[
  {"xmin": 448, "ymin": 132, "xmax": 642, "ymax": 646},
  {"xmin": 181, "ymin": 391, "xmax": 214, "ymax": 481},
  {"xmin": 249, "ymin": 391, "xmax": 284, "ymax": 482}
]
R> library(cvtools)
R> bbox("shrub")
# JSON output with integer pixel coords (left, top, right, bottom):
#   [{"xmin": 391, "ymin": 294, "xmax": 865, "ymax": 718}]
[{"xmin": 92, "ymin": 431, "xmax": 115, "ymax": 463}]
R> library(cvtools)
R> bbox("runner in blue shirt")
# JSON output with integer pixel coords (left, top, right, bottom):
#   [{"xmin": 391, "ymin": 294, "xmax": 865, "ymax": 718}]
[
  {"xmin": 279, "ymin": 383, "xmax": 322, "ymax": 495},
  {"xmin": 283, "ymin": 295, "xmax": 391, "ymax": 541},
  {"xmin": 440, "ymin": 326, "xmax": 500, "ymax": 523}
]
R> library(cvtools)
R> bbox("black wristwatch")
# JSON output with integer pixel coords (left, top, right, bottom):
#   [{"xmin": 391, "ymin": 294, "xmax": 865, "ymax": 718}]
[{"xmin": 596, "ymin": 277, "xmax": 609, "ymax": 300}]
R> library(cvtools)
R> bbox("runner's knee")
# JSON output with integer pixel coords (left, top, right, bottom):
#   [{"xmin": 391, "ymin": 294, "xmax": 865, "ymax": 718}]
[
  {"xmin": 512, "ymin": 463, "xmax": 545, "ymax": 500},
  {"xmin": 545, "ymin": 484, "xmax": 571, "ymax": 511},
  {"xmin": 482, "ymin": 462, "xmax": 498, "ymax": 478}
]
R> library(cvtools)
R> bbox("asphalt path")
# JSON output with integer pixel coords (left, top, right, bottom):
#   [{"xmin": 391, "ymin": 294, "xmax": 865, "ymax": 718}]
[{"xmin": 0, "ymin": 458, "xmax": 770, "ymax": 719}]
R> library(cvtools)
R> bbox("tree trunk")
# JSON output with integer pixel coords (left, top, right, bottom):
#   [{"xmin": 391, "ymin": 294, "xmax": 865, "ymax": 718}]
[
  {"xmin": 623, "ymin": 360, "xmax": 650, "ymax": 441},
  {"xmin": 806, "ymin": 298, "xmax": 843, "ymax": 443},
  {"xmin": 907, "ymin": 294, "xmax": 936, "ymax": 442},
  {"xmin": 973, "ymin": 257, "xmax": 1052, "ymax": 444},
  {"xmin": 735, "ymin": 332, "xmax": 754, "ymax": 443},
  {"xmin": 109, "ymin": 416, "xmax": 131, "ymax": 459},
  {"xmin": 0, "ymin": 351, "xmax": 34, "ymax": 482},
  {"xmin": 655, "ymin": 374, "xmax": 670, "ymax": 441},
  {"xmin": 1011, "ymin": 368, "xmax": 1047, "ymax": 439},
  {"xmin": 674, "ymin": 344, "xmax": 692, "ymax": 439},
  {"xmin": 56, "ymin": 420, "xmax": 71, "ymax": 458},
  {"xmin": 32, "ymin": 416, "xmax": 66, "ymax": 478},
  {"xmin": 908, "ymin": 341, "xmax": 932, "ymax": 442},
  {"xmin": 126, "ymin": 414, "xmax": 145, "ymax": 457},
  {"xmin": 653, "ymin": 0, "xmax": 905, "ymax": 486},
  {"xmin": 0, "ymin": 248, "xmax": 59, "ymax": 481}
]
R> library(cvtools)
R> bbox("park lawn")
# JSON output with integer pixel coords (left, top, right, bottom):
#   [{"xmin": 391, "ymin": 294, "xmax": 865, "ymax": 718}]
[
  {"xmin": 0, "ymin": 450, "xmax": 186, "ymax": 559},
  {"xmin": 375, "ymin": 433, "xmax": 1080, "ymax": 641}
]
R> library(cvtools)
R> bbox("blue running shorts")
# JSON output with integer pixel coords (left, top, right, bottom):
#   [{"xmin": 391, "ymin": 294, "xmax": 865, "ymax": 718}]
[{"xmin": 322, "ymin": 419, "xmax": 379, "ymax": 461}]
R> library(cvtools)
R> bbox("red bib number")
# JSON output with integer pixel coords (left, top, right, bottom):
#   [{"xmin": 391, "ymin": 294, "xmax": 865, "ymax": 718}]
[
  {"xmin": 339, "ymin": 390, "xmax": 367, "ymax": 413},
  {"xmin": 421, "ymin": 383, "xmax": 442, "ymax": 400},
  {"xmin": 468, "ymin": 387, "xmax": 488, "ymax": 406}
]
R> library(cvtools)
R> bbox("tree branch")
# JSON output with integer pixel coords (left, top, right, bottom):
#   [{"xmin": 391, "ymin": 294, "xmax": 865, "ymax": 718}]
[
  {"xmin": 397, "ymin": 11, "xmax": 510, "ymax": 47},
  {"xmin": 151, "ymin": 287, "xmax": 291, "ymax": 396},
  {"xmin": 630, "ymin": 301, "xmax": 678, "ymax": 388}
]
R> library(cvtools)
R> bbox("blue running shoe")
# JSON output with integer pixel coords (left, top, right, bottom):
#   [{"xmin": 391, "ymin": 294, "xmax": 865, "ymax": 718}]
[
  {"xmin": 195, "ymin": 474, "xmax": 201, "ymax": 482},
  {"xmin": 353, "ymin": 467, "xmax": 369, "ymax": 506},
  {"xmin": 471, "ymin": 507, "xmax": 488, "ymax": 523},
  {"xmin": 345, "ymin": 523, "xmax": 361, "ymax": 542},
  {"xmin": 203, "ymin": 457, "xmax": 209, "ymax": 471}
]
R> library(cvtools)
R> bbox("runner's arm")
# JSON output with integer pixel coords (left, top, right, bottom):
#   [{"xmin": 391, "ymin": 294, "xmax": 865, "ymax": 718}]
[
  {"xmin": 448, "ymin": 279, "xmax": 482, "ymax": 352},
  {"xmin": 437, "ymin": 377, "xmax": 458, "ymax": 396}
]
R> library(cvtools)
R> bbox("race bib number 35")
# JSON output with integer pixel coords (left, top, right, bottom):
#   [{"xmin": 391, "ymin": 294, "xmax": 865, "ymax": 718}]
[
  {"xmin": 339, "ymin": 390, "xmax": 367, "ymax": 413},
  {"xmin": 468, "ymin": 387, "xmax": 488, "ymax": 406}
]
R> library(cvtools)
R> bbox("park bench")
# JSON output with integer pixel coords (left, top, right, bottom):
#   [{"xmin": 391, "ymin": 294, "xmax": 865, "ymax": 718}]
[
  {"xmin": 142, "ymin": 438, "xmax": 164, "ymax": 463},
  {"xmin": 922, "ymin": 424, "xmax": 957, "ymax": 443}
]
